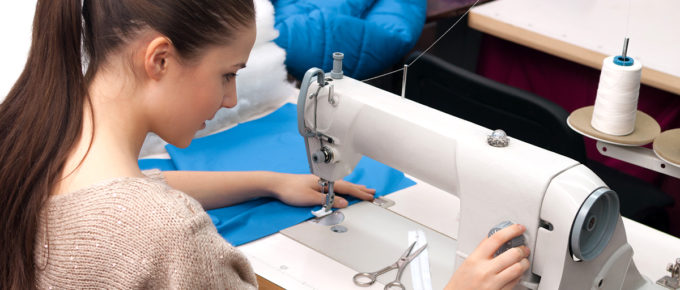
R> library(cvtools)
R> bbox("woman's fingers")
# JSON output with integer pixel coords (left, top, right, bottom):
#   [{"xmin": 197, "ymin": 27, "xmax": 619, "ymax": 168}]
[
  {"xmin": 492, "ymin": 246, "xmax": 530, "ymax": 273},
  {"xmin": 333, "ymin": 180, "xmax": 376, "ymax": 201},
  {"xmin": 447, "ymin": 223, "xmax": 530, "ymax": 290},
  {"xmin": 473, "ymin": 224, "xmax": 526, "ymax": 259},
  {"xmin": 298, "ymin": 176, "xmax": 371, "ymax": 208},
  {"xmin": 495, "ymin": 258, "xmax": 530, "ymax": 288},
  {"xmin": 289, "ymin": 188, "xmax": 348, "ymax": 208},
  {"xmin": 501, "ymin": 277, "xmax": 522, "ymax": 290},
  {"xmin": 306, "ymin": 174, "xmax": 375, "ymax": 198},
  {"xmin": 332, "ymin": 196, "xmax": 349, "ymax": 208}
]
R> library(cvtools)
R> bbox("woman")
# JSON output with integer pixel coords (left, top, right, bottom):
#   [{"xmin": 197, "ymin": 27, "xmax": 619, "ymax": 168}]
[{"xmin": 0, "ymin": 1, "xmax": 529, "ymax": 289}]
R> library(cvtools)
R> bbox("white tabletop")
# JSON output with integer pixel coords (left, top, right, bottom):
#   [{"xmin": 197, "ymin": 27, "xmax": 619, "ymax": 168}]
[
  {"xmin": 239, "ymin": 176, "xmax": 680, "ymax": 289},
  {"xmin": 468, "ymin": 0, "xmax": 680, "ymax": 95}
]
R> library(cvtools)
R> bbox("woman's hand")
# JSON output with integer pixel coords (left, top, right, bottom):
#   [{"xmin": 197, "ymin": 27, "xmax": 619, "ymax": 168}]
[
  {"xmin": 271, "ymin": 173, "xmax": 376, "ymax": 208},
  {"xmin": 445, "ymin": 224, "xmax": 531, "ymax": 290}
]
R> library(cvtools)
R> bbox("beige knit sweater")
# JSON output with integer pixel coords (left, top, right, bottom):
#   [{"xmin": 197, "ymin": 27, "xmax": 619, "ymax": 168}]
[{"xmin": 34, "ymin": 170, "xmax": 258, "ymax": 289}]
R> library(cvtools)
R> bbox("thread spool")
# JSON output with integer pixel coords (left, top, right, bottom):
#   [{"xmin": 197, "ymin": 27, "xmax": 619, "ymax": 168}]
[{"xmin": 591, "ymin": 55, "xmax": 642, "ymax": 136}]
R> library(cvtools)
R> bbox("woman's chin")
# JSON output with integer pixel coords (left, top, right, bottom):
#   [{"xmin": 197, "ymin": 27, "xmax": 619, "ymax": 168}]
[{"xmin": 166, "ymin": 136, "xmax": 194, "ymax": 149}]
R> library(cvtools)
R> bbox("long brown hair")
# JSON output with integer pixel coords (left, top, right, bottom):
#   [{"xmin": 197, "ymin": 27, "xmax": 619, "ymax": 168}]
[{"xmin": 0, "ymin": 0, "xmax": 254, "ymax": 288}]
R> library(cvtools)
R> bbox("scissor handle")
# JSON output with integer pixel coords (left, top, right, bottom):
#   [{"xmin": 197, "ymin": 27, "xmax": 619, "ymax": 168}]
[
  {"xmin": 353, "ymin": 272, "xmax": 378, "ymax": 287},
  {"xmin": 384, "ymin": 281, "xmax": 406, "ymax": 290}
]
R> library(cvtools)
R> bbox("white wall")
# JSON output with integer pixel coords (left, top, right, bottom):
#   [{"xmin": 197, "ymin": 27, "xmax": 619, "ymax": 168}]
[{"xmin": 0, "ymin": 1, "xmax": 36, "ymax": 101}]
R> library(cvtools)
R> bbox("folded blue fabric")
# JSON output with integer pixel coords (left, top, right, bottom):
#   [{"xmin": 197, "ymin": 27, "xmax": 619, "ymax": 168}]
[
  {"xmin": 138, "ymin": 158, "xmax": 177, "ymax": 171},
  {"xmin": 163, "ymin": 103, "xmax": 415, "ymax": 246}
]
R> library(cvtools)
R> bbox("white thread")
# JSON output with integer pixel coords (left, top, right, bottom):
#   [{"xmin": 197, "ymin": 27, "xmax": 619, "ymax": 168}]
[
  {"xmin": 591, "ymin": 56, "xmax": 642, "ymax": 136},
  {"xmin": 625, "ymin": 0, "xmax": 632, "ymax": 38},
  {"xmin": 361, "ymin": 0, "xmax": 481, "ymax": 83},
  {"xmin": 408, "ymin": 230, "xmax": 432, "ymax": 290}
]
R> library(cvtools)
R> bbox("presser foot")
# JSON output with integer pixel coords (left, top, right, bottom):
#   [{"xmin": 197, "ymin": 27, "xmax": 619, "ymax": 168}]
[
  {"xmin": 657, "ymin": 258, "xmax": 680, "ymax": 289},
  {"xmin": 312, "ymin": 207, "xmax": 333, "ymax": 218},
  {"xmin": 312, "ymin": 179, "xmax": 335, "ymax": 218},
  {"xmin": 657, "ymin": 276, "xmax": 679, "ymax": 289}
]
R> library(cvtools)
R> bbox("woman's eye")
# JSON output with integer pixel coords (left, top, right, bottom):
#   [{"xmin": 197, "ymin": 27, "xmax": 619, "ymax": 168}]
[{"xmin": 223, "ymin": 73, "xmax": 238, "ymax": 82}]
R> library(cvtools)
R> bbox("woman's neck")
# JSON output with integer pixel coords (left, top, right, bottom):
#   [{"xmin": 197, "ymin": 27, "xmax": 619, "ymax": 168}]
[{"xmin": 55, "ymin": 68, "xmax": 149, "ymax": 195}]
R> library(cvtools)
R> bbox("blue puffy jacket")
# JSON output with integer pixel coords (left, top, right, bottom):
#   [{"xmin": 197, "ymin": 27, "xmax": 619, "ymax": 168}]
[{"xmin": 272, "ymin": 0, "xmax": 426, "ymax": 80}]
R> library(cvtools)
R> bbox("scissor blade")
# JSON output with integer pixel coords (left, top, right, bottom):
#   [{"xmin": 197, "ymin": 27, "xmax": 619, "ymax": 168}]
[
  {"xmin": 401, "ymin": 241, "xmax": 418, "ymax": 259},
  {"xmin": 406, "ymin": 243, "xmax": 428, "ymax": 262}
]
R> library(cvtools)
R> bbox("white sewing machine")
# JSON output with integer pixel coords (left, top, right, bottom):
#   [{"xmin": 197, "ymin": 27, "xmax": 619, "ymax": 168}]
[{"xmin": 290, "ymin": 60, "xmax": 672, "ymax": 289}]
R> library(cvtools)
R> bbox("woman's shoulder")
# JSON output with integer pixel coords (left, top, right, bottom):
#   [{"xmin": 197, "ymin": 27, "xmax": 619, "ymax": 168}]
[
  {"xmin": 44, "ymin": 170, "xmax": 212, "ymax": 248},
  {"xmin": 51, "ymin": 169, "xmax": 203, "ymax": 220},
  {"xmin": 36, "ymin": 171, "xmax": 258, "ymax": 288}
]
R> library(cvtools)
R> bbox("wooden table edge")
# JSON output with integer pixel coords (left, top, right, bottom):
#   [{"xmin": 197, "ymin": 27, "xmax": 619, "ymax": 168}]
[{"xmin": 468, "ymin": 12, "xmax": 680, "ymax": 95}]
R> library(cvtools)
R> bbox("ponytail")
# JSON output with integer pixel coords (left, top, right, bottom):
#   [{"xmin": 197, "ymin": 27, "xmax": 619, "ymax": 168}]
[{"xmin": 0, "ymin": 1, "xmax": 87, "ymax": 288}]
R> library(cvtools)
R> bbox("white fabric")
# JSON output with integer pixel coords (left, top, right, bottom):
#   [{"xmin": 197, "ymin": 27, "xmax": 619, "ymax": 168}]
[{"xmin": 408, "ymin": 230, "xmax": 433, "ymax": 290}]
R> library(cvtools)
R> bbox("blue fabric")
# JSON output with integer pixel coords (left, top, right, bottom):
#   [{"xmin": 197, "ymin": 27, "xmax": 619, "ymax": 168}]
[
  {"xmin": 164, "ymin": 103, "xmax": 415, "ymax": 246},
  {"xmin": 138, "ymin": 158, "xmax": 177, "ymax": 171},
  {"xmin": 272, "ymin": 0, "xmax": 426, "ymax": 80}
]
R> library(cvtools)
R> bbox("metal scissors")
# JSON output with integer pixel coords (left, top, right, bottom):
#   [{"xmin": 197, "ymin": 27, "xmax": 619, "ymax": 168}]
[{"xmin": 353, "ymin": 241, "xmax": 428, "ymax": 289}]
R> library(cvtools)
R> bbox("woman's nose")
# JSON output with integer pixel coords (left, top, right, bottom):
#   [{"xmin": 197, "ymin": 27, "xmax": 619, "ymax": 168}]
[{"xmin": 222, "ymin": 87, "xmax": 237, "ymax": 108}]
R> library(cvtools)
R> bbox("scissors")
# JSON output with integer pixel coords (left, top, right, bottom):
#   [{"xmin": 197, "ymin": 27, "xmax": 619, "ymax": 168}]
[{"xmin": 353, "ymin": 241, "xmax": 428, "ymax": 289}]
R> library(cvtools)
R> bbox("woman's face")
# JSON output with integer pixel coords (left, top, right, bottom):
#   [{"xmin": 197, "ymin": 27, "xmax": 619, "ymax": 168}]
[{"xmin": 149, "ymin": 23, "xmax": 256, "ymax": 148}]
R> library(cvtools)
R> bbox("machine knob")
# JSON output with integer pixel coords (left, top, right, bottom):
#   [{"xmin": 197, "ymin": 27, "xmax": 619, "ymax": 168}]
[
  {"xmin": 312, "ymin": 147, "xmax": 333, "ymax": 163},
  {"xmin": 487, "ymin": 129, "xmax": 509, "ymax": 147},
  {"xmin": 488, "ymin": 220, "xmax": 525, "ymax": 257}
]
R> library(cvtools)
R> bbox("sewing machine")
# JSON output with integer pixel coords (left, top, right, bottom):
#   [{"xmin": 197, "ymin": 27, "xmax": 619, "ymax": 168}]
[{"xmin": 293, "ymin": 60, "xmax": 670, "ymax": 289}]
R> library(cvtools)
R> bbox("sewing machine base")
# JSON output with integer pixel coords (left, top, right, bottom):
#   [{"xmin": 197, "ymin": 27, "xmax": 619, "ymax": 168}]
[{"xmin": 281, "ymin": 201, "xmax": 457, "ymax": 289}]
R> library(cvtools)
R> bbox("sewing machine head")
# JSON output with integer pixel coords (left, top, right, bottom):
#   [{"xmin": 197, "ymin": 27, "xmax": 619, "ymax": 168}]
[{"xmin": 296, "ymin": 60, "xmax": 660, "ymax": 289}]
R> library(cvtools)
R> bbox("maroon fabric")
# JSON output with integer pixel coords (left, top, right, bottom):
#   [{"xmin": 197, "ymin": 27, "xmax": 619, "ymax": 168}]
[{"xmin": 476, "ymin": 35, "xmax": 680, "ymax": 236}]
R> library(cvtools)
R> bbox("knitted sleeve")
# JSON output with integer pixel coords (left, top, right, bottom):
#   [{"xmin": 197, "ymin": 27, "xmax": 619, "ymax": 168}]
[
  {"xmin": 148, "ymin": 189, "xmax": 258, "ymax": 289},
  {"xmin": 34, "ymin": 176, "xmax": 257, "ymax": 289},
  {"xmin": 141, "ymin": 169, "xmax": 166, "ymax": 183},
  {"xmin": 161, "ymin": 214, "xmax": 258, "ymax": 288}
]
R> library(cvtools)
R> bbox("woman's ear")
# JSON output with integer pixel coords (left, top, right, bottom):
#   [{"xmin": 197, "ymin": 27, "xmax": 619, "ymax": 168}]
[{"xmin": 144, "ymin": 36, "xmax": 173, "ymax": 80}]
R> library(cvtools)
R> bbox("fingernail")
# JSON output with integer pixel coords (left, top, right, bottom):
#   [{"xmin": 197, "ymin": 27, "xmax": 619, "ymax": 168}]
[{"xmin": 518, "ymin": 224, "xmax": 525, "ymax": 231}]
